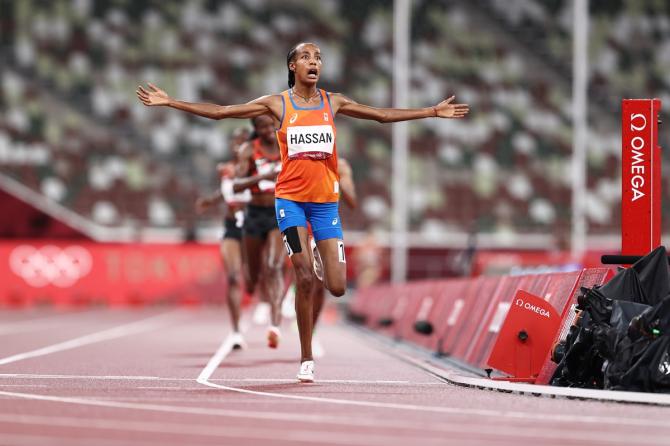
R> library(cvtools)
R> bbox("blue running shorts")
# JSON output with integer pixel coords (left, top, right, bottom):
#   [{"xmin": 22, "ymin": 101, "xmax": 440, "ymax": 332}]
[{"xmin": 275, "ymin": 198, "xmax": 343, "ymax": 242}]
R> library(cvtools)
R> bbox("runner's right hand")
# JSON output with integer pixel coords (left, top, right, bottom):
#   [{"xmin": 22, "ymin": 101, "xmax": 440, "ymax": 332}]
[{"xmin": 136, "ymin": 83, "xmax": 170, "ymax": 106}]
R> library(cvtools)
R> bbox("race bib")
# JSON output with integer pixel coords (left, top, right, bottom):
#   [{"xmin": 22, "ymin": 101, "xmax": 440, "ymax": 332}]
[
  {"xmin": 287, "ymin": 125, "xmax": 335, "ymax": 160},
  {"xmin": 234, "ymin": 209, "xmax": 244, "ymax": 228},
  {"xmin": 221, "ymin": 178, "xmax": 251, "ymax": 204}
]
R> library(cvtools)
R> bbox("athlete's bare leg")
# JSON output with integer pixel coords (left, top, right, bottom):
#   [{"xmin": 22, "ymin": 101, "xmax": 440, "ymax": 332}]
[
  {"xmin": 311, "ymin": 279, "xmax": 325, "ymax": 327},
  {"xmin": 245, "ymin": 235, "xmax": 276, "ymax": 329},
  {"xmin": 315, "ymin": 238, "xmax": 346, "ymax": 297},
  {"xmin": 220, "ymin": 238, "xmax": 243, "ymax": 332},
  {"xmin": 243, "ymin": 235, "xmax": 265, "ymax": 295},
  {"xmin": 288, "ymin": 226, "xmax": 316, "ymax": 362},
  {"xmin": 261, "ymin": 228, "xmax": 286, "ymax": 327}
]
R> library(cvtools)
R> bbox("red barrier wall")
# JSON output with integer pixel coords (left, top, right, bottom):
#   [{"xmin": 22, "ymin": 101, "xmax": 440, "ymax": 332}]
[
  {"xmin": 0, "ymin": 241, "xmax": 226, "ymax": 306},
  {"xmin": 349, "ymin": 268, "xmax": 613, "ymax": 378}
]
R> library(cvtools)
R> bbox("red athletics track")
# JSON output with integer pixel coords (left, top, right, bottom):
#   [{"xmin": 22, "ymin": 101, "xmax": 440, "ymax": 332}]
[{"xmin": 0, "ymin": 306, "xmax": 668, "ymax": 446}]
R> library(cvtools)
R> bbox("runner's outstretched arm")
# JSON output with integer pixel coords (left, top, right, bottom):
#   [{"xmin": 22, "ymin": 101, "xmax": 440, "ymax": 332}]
[
  {"xmin": 330, "ymin": 94, "xmax": 469, "ymax": 123},
  {"xmin": 136, "ymin": 83, "xmax": 282, "ymax": 120}
]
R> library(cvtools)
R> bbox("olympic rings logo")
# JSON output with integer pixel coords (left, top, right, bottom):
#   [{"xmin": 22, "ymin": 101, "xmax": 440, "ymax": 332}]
[{"xmin": 9, "ymin": 245, "xmax": 93, "ymax": 288}]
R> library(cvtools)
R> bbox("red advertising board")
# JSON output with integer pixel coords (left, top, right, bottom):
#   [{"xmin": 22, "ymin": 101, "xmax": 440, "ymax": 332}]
[
  {"xmin": 0, "ymin": 241, "xmax": 226, "ymax": 306},
  {"xmin": 621, "ymin": 98, "xmax": 662, "ymax": 256},
  {"xmin": 487, "ymin": 290, "xmax": 562, "ymax": 380}
]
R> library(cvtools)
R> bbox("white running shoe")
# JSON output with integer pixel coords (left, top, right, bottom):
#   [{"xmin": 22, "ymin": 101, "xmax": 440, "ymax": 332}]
[
  {"xmin": 253, "ymin": 302, "xmax": 271, "ymax": 325},
  {"xmin": 311, "ymin": 237, "xmax": 323, "ymax": 282},
  {"xmin": 312, "ymin": 336, "xmax": 325, "ymax": 359},
  {"xmin": 267, "ymin": 325, "xmax": 281, "ymax": 349},
  {"xmin": 230, "ymin": 332, "xmax": 246, "ymax": 350},
  {"xmin": 297, "ymin": 360, "xmax": 315, "ymax": 383}
]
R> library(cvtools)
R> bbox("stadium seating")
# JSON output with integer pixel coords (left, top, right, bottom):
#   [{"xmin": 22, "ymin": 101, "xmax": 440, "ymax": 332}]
[{"xmin": 0, "ymin": 0, "xmax": 666, "ymax": 242}]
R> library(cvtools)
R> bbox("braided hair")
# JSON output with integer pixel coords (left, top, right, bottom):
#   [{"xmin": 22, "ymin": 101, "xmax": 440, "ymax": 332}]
[{"xmin": 286, "ymin": 44, "xmax": 300, "ymax": 88}]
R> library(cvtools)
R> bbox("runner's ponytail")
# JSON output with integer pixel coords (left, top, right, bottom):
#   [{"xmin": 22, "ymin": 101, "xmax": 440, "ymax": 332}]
[{"xmin": 287, "ymin": 45, "xmax": 299, "ymax": 88}]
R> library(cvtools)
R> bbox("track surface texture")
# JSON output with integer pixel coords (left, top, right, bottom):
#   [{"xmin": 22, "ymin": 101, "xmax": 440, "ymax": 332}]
[{"xmin": 0, "ymin": 306, "xmax": 668, "ymax": 446}]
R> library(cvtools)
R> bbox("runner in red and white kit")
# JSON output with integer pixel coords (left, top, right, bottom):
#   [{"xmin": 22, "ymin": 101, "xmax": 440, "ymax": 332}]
[
  {"xmin": 196, "ymin": 127, "xmax": 251, "ymax": 349},
  {"xmin": 232, "ymin": 115, "xmax": 285, "ymax": 348}
]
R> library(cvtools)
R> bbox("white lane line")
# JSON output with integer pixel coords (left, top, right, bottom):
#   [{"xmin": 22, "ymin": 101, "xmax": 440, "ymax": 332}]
[
  {"xmin": 195, "ymin": 312, "xmax": 252, "ymax": 383},
  {"xmin": 0, "ymin": 390, "xmax": 668, "ymax": 445},
  {"xmin": 134, "ymin": 386, "xmax": 205, "ymax": 390},
  {"xmin": 0, "ymin": 310, "xmax": 182, "ymax": 366},
  {"xmin": 219, "ymin": 378, "xmax": 413, "ymax": 384},
  {"xmin": 196, "ymin": 334, "xmax": 236, "ymax": 382},
  {"xmin": 199, "ymin": 378, "xmax": 470, "ymax": 413}
]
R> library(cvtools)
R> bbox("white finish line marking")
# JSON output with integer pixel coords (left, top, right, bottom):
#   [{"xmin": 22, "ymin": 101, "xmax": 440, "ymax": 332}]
[{"xmin": 0, "ymin": 310, "xmax": 181, "ymax": 366}]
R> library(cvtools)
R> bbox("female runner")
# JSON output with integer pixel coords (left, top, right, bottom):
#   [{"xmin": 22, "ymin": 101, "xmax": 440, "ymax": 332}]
[
  {"xmin": 137, "ymin": 42, "xmax": 469, "ymax": 382},
  {"xmin": 232, "ymin": 115, "xmax": 285, "ymax": 348},
  {"xmin": 195, "ymin": 127, "xmax": 251, "ymax": 349}
]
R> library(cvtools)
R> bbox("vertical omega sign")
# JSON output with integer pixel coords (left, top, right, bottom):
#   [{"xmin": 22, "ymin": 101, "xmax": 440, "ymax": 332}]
[{"xmin": 621, "ymin": 99, "xmax": 662, "ymax": 256}]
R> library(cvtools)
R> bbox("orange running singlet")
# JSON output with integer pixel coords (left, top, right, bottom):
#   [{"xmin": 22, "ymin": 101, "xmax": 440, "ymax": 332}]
[{"xmin": 275, "ymin": 89, "xmax": 339, "ymax": 203}]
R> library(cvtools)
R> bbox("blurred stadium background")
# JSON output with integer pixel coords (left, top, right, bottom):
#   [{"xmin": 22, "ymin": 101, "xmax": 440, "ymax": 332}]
[{"xmin": 0, "ymin": 0, "xmax": 668, "ymax": 290}]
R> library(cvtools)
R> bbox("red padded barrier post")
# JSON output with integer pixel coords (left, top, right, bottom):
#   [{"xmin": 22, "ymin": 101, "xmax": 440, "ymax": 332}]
[
  {"xmin": 466, "ymin": 272, "xmax": 582, "ymax": 369},
  {"xmin": 621, "ymin": 99, "xmax": 662, "ymax": 257},
  {"xmin": 487, "ymin": 290, "xmax": 562, "ymax": 382}
]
